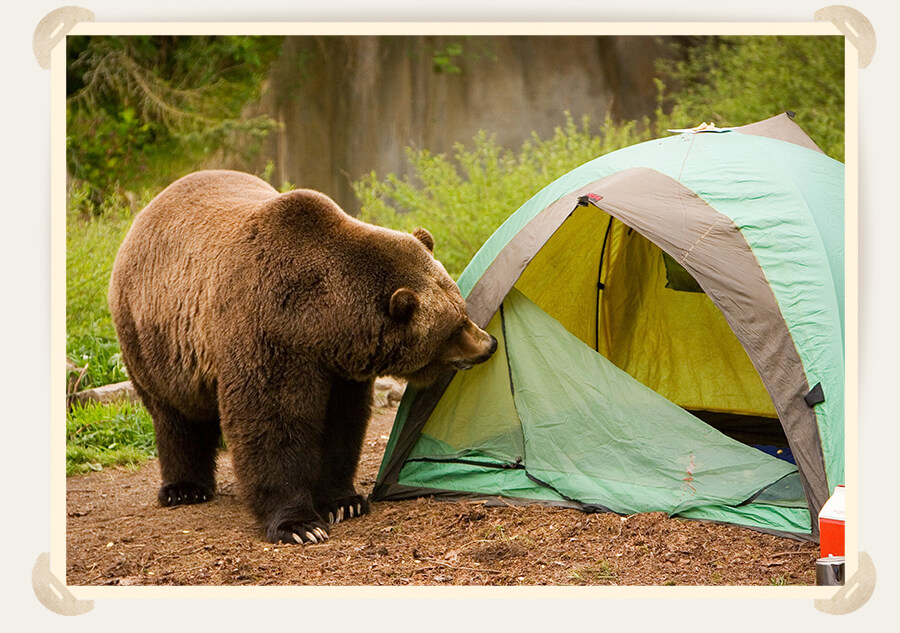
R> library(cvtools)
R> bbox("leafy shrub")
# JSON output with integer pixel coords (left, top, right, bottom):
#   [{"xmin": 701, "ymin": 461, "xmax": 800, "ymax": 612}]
[
  {"xmin": 66, "ymin": 35, "xmax": 283, "ymax": 208},
  {"xmin": 656, "ymin": 35, "xmax": 844, "ymax": 161},
  {"xmin": 354, "ymin": 114, "xmax": 652, "ymax": 280}
]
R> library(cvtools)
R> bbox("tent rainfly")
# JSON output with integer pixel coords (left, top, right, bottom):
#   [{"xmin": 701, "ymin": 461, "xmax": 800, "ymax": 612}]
[{"xmin": 372, "ymin": 113, "xmax": 845, "ymax": 539}]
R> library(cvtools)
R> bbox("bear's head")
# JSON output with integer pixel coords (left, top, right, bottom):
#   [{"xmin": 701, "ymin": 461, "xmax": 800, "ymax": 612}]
[{"xmin": 383, "ymin": 227, "xmax": 497, "ymax": 387}]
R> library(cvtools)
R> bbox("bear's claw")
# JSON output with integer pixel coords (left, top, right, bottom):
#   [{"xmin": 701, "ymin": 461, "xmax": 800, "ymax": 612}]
[
  {"xmin": 292, "ymin": 527, "xmax": 329, "ymax": 544},
  {"xmin": 158, "ymin": 483, "xmax": 213, "ymax": 507},
  {"xmin": 321, "ymin": 496, "xmax": 369, "ymax": 525},
  {"xmin": 268, "ymin": 518, "xmax": 330, "ymax": 545}
]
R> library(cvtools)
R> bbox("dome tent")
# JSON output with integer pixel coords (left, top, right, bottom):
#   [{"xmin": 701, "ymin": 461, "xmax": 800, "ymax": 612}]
[{"xmin": 372, "ymin": 113, "xmax": 844, "ymax": 538}]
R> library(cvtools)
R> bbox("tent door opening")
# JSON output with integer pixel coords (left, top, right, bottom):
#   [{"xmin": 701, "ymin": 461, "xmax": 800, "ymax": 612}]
[{"xmin": 512, "ymin": 202, "xmax": 791, "ymax": 461}]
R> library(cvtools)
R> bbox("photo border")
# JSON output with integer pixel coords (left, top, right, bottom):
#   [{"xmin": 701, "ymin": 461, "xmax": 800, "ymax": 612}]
[{"xmin": 52, "ymin": 19, "xmax": 857, "ymax": 601}]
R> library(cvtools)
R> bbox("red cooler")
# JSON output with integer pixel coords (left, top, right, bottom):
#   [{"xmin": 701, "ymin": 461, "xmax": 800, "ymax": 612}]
[{"xmin": 818, "ymin": 485, "xmax": 845, "ymax": 557}]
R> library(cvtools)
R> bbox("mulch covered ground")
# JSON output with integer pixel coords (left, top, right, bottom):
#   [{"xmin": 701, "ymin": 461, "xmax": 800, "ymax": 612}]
[{"xmin": 66, "ymin": 405, "xmax": 819, "ymax": 586}]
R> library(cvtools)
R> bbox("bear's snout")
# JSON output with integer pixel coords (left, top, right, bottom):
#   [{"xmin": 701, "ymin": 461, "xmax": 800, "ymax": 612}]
[
  {"xmin": 470, "ymin": 333, "xmax": 498, "ymax": 365},
  {"xmin": 450, "ymin": 323, "xmax": 497, "ymax": 371}
]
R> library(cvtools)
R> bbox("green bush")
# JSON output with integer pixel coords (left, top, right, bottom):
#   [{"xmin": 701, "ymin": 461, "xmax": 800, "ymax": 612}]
[
  {"xmin": 354, "ymin": 115, "xmax": 652, "ymax": 280},
  {"xmin": 66, "ymin": 35, "xmax": 283, "ymax": 207},
  {"xmin": 656, "ymin": 35, "xmax": 844, "ymax": 161},
  {"xmin": 66, "ymin": 400, "xmax": 156, "ymax": 475}
]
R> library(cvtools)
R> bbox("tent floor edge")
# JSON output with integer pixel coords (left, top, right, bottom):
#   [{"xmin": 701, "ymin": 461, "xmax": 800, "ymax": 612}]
[
  {"xmin": 369, "ymin": 481, "xmax": 592, "ymax": 512},
  {"xmin": 670, "ymin": 514, "xmax": 817, "ymax": 543}
]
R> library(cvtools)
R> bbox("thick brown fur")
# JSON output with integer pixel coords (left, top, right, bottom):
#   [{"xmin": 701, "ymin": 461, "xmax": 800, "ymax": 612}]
[{"xmin": 108, "ymin": 170, "xmax": 496, "ymax": 544}]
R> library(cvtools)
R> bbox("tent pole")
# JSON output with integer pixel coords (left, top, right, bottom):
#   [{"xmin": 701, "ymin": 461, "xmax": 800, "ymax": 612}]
[{"xmin": 595, "ymin": 216, "xmax": 613, "ymax": 351}]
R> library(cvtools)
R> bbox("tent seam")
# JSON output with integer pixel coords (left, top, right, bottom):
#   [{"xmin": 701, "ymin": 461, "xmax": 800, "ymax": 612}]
[{"xmin": 680, "ymin": 215, "xmax": 728, "ymax": 264}]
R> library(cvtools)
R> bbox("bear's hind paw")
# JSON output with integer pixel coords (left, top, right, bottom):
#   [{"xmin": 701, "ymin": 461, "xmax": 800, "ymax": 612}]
[{"xmin": 158, "ymin": 483, "xmax": 214, "ymax": 507}]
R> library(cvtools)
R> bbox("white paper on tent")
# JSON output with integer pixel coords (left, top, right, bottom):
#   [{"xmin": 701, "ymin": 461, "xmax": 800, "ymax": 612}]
[{"xmin": 668, "ymin": 121, "xmax": 738, "ymax": 134}]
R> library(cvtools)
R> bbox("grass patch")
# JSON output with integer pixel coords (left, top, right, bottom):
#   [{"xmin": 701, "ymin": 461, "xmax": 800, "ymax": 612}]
[
  {"xmin": 66, "ymin": 400, "xmax": 156, "ymax": 475},
  {"xmin": 570, "ymin": 560, "xmax": 618, "ymax": 584},
  {"xmin": 66, "ymin": 186, "xmax": 149, "ymax": 389},
  {"xmin": 67, "ymin": 336, "xmax": 128, "ymax": 393}
]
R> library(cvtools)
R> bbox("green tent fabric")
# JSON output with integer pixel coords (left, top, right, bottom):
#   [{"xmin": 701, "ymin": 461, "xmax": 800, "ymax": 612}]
[
  {"xmin": 374, "ymin": 113, "xmax": 845, "ymax": 538},
  {"xmin": 503, "ymin": 289, "xmax": 796, "ymax": 516}
]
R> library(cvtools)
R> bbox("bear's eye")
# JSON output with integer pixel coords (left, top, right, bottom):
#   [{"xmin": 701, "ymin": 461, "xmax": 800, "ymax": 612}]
[{"xmin": 450, "ymin": 321, "xmax": 467, "ymax": 338}]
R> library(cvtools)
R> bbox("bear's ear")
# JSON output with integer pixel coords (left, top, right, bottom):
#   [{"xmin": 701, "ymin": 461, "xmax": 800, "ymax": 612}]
[
  {"xmin": 412, "ymin": 227, "xmax": 435, "ymax": 254},
  {"xmin": 389, "ymin": 288, "xmax": 419, "ymax": 322}
]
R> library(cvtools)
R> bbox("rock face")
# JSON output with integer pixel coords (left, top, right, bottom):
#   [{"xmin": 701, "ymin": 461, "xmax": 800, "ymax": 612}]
[{"xmin": 249, "ymin": 35, "xmax": 672, "ymax": 214}]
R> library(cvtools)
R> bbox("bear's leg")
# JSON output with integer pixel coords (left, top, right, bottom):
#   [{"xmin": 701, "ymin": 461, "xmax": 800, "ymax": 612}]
[
  {"xmin": 136, "ymin": 386, "xmax": 220, "ymax": 507},
  {"xmin": 316, "ymin": 378, "xmax": 373, "ymax": 524},
  {"xmin": 219, "ymin": 383, "xmax": 331, "ymax": 544}
]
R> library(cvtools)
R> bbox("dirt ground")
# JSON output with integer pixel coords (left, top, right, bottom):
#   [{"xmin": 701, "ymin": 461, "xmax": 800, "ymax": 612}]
[{"xmin": 66, "ymin": 404, "xmax": 819, "ymax": 587}]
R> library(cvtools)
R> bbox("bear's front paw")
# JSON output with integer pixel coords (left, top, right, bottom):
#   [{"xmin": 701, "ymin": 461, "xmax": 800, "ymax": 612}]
[
  {"xmin": 158, "ymin": 483, "xmax": 214, "ymax": 507},
  {"xmin": 321, "ymin": 495, "xmax": 370, "ymax": 525},
  {"xmin": 267, "ymin": 519, "xmax": 330, "ymax": 545}
]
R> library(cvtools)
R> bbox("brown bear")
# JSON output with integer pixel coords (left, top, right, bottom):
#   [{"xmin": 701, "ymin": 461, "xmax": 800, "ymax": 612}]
[{"xmin": 108, "ymin": 170, "xmax": 496, "ymax": 544}]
